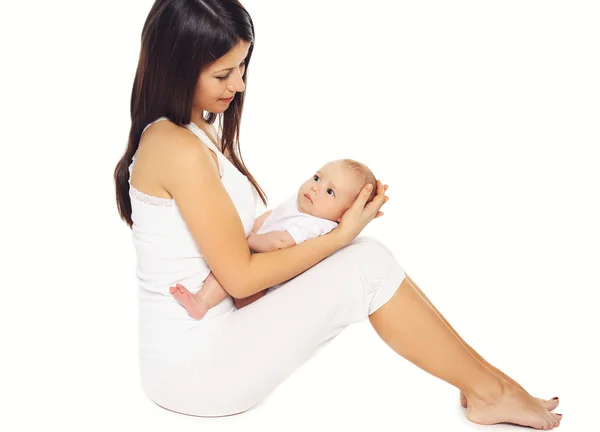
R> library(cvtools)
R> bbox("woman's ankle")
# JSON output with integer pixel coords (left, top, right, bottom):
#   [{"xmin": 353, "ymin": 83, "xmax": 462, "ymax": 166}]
[{"xmin": 463, "ymin": 374, "xmax": 506, "ymax": 406}]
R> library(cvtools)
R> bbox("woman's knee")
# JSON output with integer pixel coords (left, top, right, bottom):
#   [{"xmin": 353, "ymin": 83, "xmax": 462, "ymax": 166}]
[
  {"xmin": 342, "ymin": 236, "xmax": 406, "ymax": 315},
  {"xmin": 345, "ymin": 236, "xmax": 400, "ymax": 266}
]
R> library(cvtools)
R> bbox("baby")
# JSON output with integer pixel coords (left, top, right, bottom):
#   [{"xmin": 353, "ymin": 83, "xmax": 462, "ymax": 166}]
[{"xmin": 169, "ymin": 158, "xmax": 378, "ymax": 319}]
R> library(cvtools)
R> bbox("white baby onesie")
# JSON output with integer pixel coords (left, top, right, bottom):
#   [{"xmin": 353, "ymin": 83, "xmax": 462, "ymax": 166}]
[
  {"xmin": 255, "ymin": 194, "xmax": 338, "ymax": 244},
  {"xmin": 255, "ymin": 193, "xmax": 339, "ymax": 293}
]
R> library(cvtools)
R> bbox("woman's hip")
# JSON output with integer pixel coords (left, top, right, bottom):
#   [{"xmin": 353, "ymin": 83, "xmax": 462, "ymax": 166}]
[{"xmin": 139, "ymin": 236, "xmax": 406, "ymax": 416}]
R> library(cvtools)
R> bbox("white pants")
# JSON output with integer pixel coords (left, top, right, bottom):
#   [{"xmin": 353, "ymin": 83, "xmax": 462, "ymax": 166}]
[{"xmin": 139, "ymin": 236, "xmax": 406, "ymax": 417}]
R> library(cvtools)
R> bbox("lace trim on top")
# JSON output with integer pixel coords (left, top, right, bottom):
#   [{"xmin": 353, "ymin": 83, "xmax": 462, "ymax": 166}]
[{"xmin": 128, "ymin": 156, "xmax": 175, "ymax": 207}]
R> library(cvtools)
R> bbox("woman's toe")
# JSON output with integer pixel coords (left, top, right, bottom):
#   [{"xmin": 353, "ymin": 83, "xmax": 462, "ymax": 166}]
[{"xmin": 542, "ymin": 397, "xmax": 559, "ymax": 411}]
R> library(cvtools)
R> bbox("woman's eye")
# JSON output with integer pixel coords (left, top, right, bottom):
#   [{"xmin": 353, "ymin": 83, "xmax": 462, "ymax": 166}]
[{"xmin": 217, "ymin": 63, "xmax": 246, "ymax": 81}]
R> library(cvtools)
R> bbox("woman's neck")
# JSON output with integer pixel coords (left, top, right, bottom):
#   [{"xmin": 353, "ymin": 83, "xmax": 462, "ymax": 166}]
[
  {"xmin": 190, "ymin": 110, "xmax": 234, "ymax": 161},
  {"xmin": 192, "ymin": 110, "xmax": 209, "ymax": 129}
]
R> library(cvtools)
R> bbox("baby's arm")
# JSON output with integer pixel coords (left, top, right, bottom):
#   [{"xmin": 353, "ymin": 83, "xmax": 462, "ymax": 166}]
[
  {"xmin": 248, "ymin": 208, "xmax": 296, "ymax": 252},
  {"xmin": 248, "ymin": 230, "xmax": 296, "ymax": 252},
  {"xmin": 251, "ymin": 209, "xmax": 273, "ymax": 234}
]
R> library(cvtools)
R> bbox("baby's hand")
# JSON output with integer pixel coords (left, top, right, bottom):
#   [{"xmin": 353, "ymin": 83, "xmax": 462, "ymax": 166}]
[
  {"xmin": 248, "ymin": 231, "xmax": 295, "ymax": 252},
  {"xmin": 266, "ymin": 230, "xmax": 296, "ymax": 250}
]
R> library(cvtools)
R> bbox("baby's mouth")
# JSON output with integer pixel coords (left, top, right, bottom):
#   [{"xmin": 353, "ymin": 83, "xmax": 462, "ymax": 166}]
[{"xmin": 304, "ymin": 193, "xmax": 312, "ymax": 203}]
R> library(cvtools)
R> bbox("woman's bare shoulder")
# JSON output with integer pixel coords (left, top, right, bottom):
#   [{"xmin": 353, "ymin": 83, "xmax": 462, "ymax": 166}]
[
  {"xmin": 139, "ymin": 119, "xmax": 195, "ymax": 154},
  {"xmin": 132, "ymin": 120, "xmax": 203, "ymax": 198},
  {"xmin": 149, "ymin": 123, "xmax": 221, "ymax": 189},
  {"xmin": 137, "ymin": 120, "xmax": 212, "ymax": 170}
]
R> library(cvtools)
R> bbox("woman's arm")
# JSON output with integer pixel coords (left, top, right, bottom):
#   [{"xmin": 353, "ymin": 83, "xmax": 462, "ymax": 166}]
[
  {"xmin": 233, "ymin": 230, "xmax": 295, "ymax": 308},
  {"xmin": 158, "ymin": 125, "xmax": 354, "ymax": 299},
  {"xmin": 237, "ymin": 231, "xmax": 344, "ymax": 298}
]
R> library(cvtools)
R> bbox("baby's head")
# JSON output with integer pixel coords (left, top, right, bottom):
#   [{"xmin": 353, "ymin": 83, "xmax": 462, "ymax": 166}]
[{"xmin": 297, "ymin": 159, "xmax": 377, "ymax": 222}]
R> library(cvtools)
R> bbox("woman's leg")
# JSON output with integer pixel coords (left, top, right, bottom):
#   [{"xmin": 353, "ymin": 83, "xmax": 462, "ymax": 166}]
[
  {"xmin": 400, "ymin": 274, "xmax": 559, "ymax": 410},
  {"xmin": 156, "ymin": 236, "xmax": 407, "ymax": 417},
  {"xmin": 368, "ymin": 274, "xmax": 562, "ymax": 429},
  {"xmin": 150, "ymin": 236, "xmax": 561, "ymax": 429}
]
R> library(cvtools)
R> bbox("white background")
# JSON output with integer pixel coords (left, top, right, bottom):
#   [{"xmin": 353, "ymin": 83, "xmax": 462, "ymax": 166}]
[{"xmin": 1, "ymin": 0, "xmax": 598, "ymax": 430}]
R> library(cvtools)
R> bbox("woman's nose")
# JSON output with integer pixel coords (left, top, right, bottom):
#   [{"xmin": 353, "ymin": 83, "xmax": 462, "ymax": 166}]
[{"xmin": 228, "ymin": 73, "xmax": 245, "ymax": 93}]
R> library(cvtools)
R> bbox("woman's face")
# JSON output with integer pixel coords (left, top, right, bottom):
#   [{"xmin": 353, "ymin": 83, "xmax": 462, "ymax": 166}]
[{"xmin": 193, "ymin": 39, "xmax": 251, "ymax": 116}]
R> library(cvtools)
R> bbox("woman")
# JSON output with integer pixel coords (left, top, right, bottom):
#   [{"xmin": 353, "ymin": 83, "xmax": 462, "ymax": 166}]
[{"xmin": 113, "ymin": 0, "xmax": 562, "ymax": 428}]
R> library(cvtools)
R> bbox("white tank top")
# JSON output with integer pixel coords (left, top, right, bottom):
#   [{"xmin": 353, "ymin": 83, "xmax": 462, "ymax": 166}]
[{"xmin": 128, "ymin": 117, "xmax": 258, "ymax": 332}]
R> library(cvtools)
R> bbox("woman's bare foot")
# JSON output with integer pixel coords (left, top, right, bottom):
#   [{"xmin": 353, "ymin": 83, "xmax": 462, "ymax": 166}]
[
  {"xmin": 461, "ymin": 390, "xmax": 559, "ymax": 411},
  {"xmin": 466, "ymin": 380, "xmax": 563, "ymax": 429},
  {"xmin": 400, "ymin": 272, "xmax": 561, "ymax": 415},
  {"xmin": 170, "ymin": 283, "xmax": 209, "ymax": 320},
  {"xmin": 459, "ymin": 364, "xmax": 560, "ymax": 412}
]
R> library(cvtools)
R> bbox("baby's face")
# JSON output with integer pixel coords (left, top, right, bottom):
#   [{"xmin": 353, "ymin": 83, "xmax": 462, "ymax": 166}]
[{"xmin": 297, "ymin": 161, "xmax": 364, "ymax": 222}]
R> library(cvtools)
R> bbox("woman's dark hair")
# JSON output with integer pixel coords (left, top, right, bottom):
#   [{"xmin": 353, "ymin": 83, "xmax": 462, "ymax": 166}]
[{"xmin": 114, "ymin": 0, "xmax": 267, "ymax": 229}]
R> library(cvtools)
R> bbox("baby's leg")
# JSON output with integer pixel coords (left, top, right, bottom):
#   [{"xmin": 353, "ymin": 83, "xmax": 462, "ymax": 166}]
[{"xmin": 170, "ymin": 272, "xmax": 229, "ymax": 320}]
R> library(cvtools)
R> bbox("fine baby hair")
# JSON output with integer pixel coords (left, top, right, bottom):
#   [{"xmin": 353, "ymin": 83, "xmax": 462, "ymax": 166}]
[{"xmin": 339, "ymin": 158, "xmax": 377, "ymax": 203}]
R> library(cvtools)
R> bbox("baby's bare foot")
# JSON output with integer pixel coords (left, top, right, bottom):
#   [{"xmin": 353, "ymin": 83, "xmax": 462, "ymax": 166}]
[
  {"xmin": 170, "ymin": 283, "xmax": 209, "ymax": 320},
  {"xmin": 461, "ymin": 390, "xmax": 560, "ymax": 412},
  {"xmin": 466, "ymin": 381, "xmax": 562, "ymax": 429}
]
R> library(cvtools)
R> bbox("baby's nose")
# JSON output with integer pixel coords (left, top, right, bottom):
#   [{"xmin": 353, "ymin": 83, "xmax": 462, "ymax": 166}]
[{"xmin": 312, "ymin": 185, "xmax": 319, "ymax": 193}]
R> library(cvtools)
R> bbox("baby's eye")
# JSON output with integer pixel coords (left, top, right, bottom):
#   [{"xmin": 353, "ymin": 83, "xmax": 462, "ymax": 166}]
[
  {"xmin": 327, "ymin": 189, "xmax": 335, "ymax": 196},
  {"xmin": 313, "ymin": 175, "xmax": 319, "ymax": 181}
]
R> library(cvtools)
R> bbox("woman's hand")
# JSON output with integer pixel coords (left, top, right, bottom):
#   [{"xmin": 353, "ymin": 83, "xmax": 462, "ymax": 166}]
[{"xmin": 335, "ymin": 180, "xmax": 389, "ymax": 245}]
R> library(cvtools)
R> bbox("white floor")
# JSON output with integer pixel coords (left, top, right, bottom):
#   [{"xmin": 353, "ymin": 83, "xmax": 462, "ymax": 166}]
[
  {"xmin": 97, "ymin": 321, "xmax": 579, "ymax": 431},
  {"xmin": 3, "ymin": 1, "xmax": 597, "ymax": 431}
]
